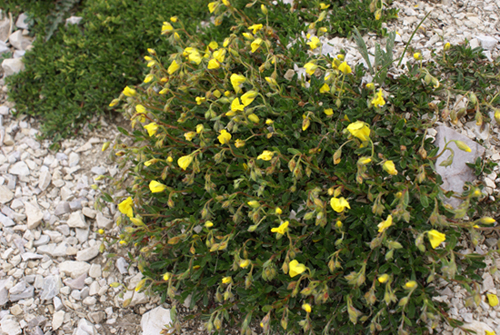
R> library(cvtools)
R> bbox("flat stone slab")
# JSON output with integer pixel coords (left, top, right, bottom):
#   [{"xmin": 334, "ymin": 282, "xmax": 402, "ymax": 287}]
[{"xmin": 434, "ymin": 125, "xmax": 485, "ymax": 208}]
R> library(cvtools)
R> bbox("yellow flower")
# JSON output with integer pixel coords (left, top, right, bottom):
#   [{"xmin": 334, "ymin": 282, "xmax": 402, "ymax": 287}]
[
  {"xmin": 248, "ymin": 114, "xmax": 260, "ymax": 123},
  {"xmin": 241, "ymin": 91, "xmax": 258, "ymax": 106},
  {"xmin": 149, "ymin": 180, "xmax": 166, "ymax": 193},
  {"xmin": 485, "ymin": 331, "xmax": 495, "ymax": 335},
  {"xmin": 378, "ymin": 274, "xmax": 389, "ymax": 283},
  {"xmin": 444, "ymin": 42, "xmax": 451, "ymax": 51},
  {"xmin": 136, "ymin": 104, "xmax": 146, "ymax": 114},
  {"xmin": 213, "ymin": 49, "xmax": 226, "ymax": 63},
  {"xmin": 102, "ymin": 142, "xmax": 110, "ymax": 152},
  {"xmin": 218, "ymin": 129, "xmax": 232, "ymax": 144},
  {"xmin": 304, "ymin": 62, "xmax": 318, "ymax": 76},
  {"xmin": 235, "ymin": 139, "xmax": 245, "ymax": 148},
  {"xmin": 251, "ymin": 38, "xmax": 263, "ymax": 53},
  {"xmin": 222, "ymin": 276, "xmax": 232, "ymax": 284},
  {"xmin": 358, "ymin": 157, "xmax": 372, "ymax": 165},
  {"xmin": 261, "ymin": 4, "xmax": 268, "ymax": 14},
  {"xmin": 257, "ymin": 150, "xmax": 274, "ymax": 161},
  {"xmin": 404, "ymin": 281, "xmax": 417, "ymax": 289},
  {"xmin": 239, "ymin": 259, "xmax": 250, "ymax": 268},
  {"xmin": 302, "ymin": 303, "xmax": 312, "ymax": 313},
  {"xmin": 170, "ymin": 16, "xmax": 178, "ymax": 23},
  {"xmin": 366, "ymin": 83, "xmax": 374, "ymax": 90},
  {"xmin": 275, "ymin": 207, "xmax": 282, "ymax": 215},
  {"xmin": 196, "ymin": 97, "xmax": 206, "ymax": 105},
  {"xmin": 98, "ymin": 229, "xmax": 105, "ymax": 235},
  {"xmin": 248, "ymin": 24, "xmax": 263, "ymax": 34},
  {"xmin": 371, "ymin": 89, "xmax": 386, "ymax": 107},
  {"xmin": 336, "ymin": 220, "xmax": 342, "ymax": 228},
  {"xmin": 307, "ymin": 36, "xmax": 321, "ymax": 50},
  {"xmin": 289, "ymin": 260, "xmax": 306, "ymax": 278},
  {"xmin": 324, "ymin": 108, "xmax": 333, "ymax": 116},
  {"xmin": 144, "ymin": 122, "xmax": 159, "ymax": 136},
  {"xmin": 204, "ymin": 221, "xmax": 214, "ymax": 228},
  {"xmin": 208, "ymin": 1, "xmax": 218, "ymax": 13},
  {"xmin": 213, "ymin": 90, "xmax": 222, "ymax": 98},
  {"xmin": 109, "ymin": 99, "xmax": 119, "ymax": 107},
  {"xmin": 383, "ymin": 160, "xmax": 398, "ymax": 175},
  {"xmin": 347, "ymin": 121, "xmax": 371, "ymax": 142},
  {"xmin": 196, "ymin": 124, "xmax": 204, "ymax": 134},
  {"xmin": 167, "ymin": 60, "xmax": 180, "ymax": 74},
  {"xmin": 247, "ymin": 200, "xmax": 260, "ymax": 208},
  {"xmin": 413, "ymin": 52, "xmax": 422, "ymax": 60},
  {"xmin": 265, "ymin": 119, "xmax": 273, "ymax": 125},
  {"xmin": 207, "ymin": 41, "xmax": 218, "ymax": 50},
  {"xmin": 230, "ymin": 74, "xmax": 246, "ymax": 93},
  {"xmin": 118, "ymin": 197, "xmax": 134, "ymax": 218},
  {"xmin": 487, "ymin": 293, "xmax": 499, "ymax": 307},
  {"xmin": 119, "ymin": 240, "xmax": 127, "ymax": 245},
  {"xmin": 377, "ymin": 215, "xmax": 393, "ymax": 233},
  {"xmin": 427, "ymin": 230, "xmax": 446, "ymax": 249},
  {"xmin": 163, "ymin": 273, "xmax": 170, "ymax": 281},
  {"xmin": 222, "ymin": 0, "xmax": 230, "ymax": 6},
  {"xmin": 338, "ymin": 61, "xmax": 351, "ymax": 75},
  {"xmin": 242, "ymin": 32, "xmax": 253, "ymax": 40},
  {"xmin": 167, "ymin": 156, "xmax": 173, "ymax": 163},
  {"xmin": 330, "ymin": 197, "xmax": 350, "ymax": 213},
  {"xmin": 184, "ymin": 131, "xmax": 196, "ymax": 141},
  {"xmin": 271, "ymin": 221, "xmax": 289, "ymax": 235},
  {"xmin": 455, "ymin": 140, "xmax": 471, "ymax": 153},
  {"xmin": 479, "ymin": 217, "xmax": 496, "ymax": 224},
  {"xmin": 161, "ymin": 22, "xmax": 174, "ymax": 33},
  {"xmin": 231, "ymin": 98, "xmax": 245, "ymax": 112},
  {"xmin": 144, "ymin": 74, "xmax": 154, "ymax": 83},
  {"xmin": 319, "ymin": 83, "xmax": 330, "ymax": 93},
  {"xmin": 123, "ymin": 86, "xmax": 136, "ymax": 97},
  {"xmin": 144, "ymin": 159, "xmax": 156, "ymax": 166},
  {"xmin": 319, "ymin": 2, "xmax": 330, "ymax": 9},
  {"xmin": 188, "ymin": 51, "xmax": 202, "ymax": 65},
  {"xmin": 178, "ymin": 155, "xmax": 193, "ymax": 170}
]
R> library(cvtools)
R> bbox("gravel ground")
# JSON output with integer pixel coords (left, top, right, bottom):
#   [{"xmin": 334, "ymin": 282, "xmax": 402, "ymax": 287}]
[{"xmin": 0, "ymin": 0, "xmax": 499, "ymax": 334}]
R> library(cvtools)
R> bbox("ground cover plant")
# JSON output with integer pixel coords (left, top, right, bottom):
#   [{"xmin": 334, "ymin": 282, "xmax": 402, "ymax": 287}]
[
  {"xmin": 100, "ymin": 1, "xmax": 500, "ymax": 334},
  {"xmin": 3, "ymin": 0, "xmax": 396, "ymax": 146}
]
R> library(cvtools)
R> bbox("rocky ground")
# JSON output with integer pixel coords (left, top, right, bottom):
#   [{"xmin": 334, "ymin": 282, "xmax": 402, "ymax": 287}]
[{"xmin": 0, "ymin": 0, "xmax": 499, "ymax": 334}]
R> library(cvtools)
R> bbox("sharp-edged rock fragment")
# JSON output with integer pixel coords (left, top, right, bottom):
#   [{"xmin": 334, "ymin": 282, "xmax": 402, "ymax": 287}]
[
  {"xmin": 141, "ymin": 307, "xmax": 172, "ymax": 335},
  {"xmin": 67, "ymin": 211, "xmax": 88, "ymax": 229},
  {"xmin": 25, "ymin": 201, "xmax": 43, "ymax": 230},
  {"xmin": 0, "ymin": 185, "xmax": 14, "ymax": 204},
  {"xmin": 59, "ymin": 261, "xmax": 91, "ymax": 278}
]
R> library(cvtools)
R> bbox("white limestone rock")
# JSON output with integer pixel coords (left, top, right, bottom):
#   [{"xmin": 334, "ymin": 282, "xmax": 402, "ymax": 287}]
[
  {"xmin": 25, "ymin": 201, "xmax": 43, "ymax": 230},
  {"xmin": 0, "ymin": 185, "xmax": 13, "ymax": 204},
  {"xmin": 59, "ymin": 261, "xmax": 91, "ymax": 279},
  {"xmin": 141, "ymin": 307, "xmax": 172, "ymax": 335},
  {"xmin": 67, "ymin": 211, "xmax": 88, "ymax": 229}
]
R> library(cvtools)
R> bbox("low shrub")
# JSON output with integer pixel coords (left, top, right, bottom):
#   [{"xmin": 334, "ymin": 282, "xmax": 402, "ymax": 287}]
[
  {"xmin": 4, "ymin": 0, "xmax": 396, "ymax": 144},
  {"xmin": 103, "ymin": 1, "xmax": 499, "ymax": 334}
]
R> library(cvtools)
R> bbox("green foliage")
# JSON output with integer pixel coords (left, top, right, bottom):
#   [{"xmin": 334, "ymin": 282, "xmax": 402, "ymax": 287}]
[
  {"xmin": 4, "ymin": 0, "xmax": 211, "ymax": 144},
  {"xmin": 102, "ymin": 3, "xmax": 498, "ymax": 335}
]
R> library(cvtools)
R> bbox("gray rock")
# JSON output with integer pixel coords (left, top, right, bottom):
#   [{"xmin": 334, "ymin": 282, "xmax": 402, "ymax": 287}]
[
  {"xmin": 0, "ymin": 19, "xmax": 10, "ymax": 42},
  {"xmin": 10, "ymin": 285, "xmax": 34, "ymax": 301},
  {"xmin": 59, "ymin": 261, "xmax": 91, "ymax": 278},
  {"xmin": 25, "ymin": 202, "xmax": 44, "ymax": 230},
  {"xmin": 476, "ymin": 35, "xmax": 498, "ymax": 50},
  {"xmin": 20, "ymin": 252, "xmax": 43, "ymax": 261},
  {"xmin": 56, "ymin": 224, "xmax": 70, "ymax": 236},
  {"xmin": 116, "ymin": 257, "xmax": 128, "ymax": 275},
  {"xmin": 96, "ymin": 212, "xmax": 113, "ymax": 229},
  {"xmin": 60, "ymin": 186, "xmax": 73, "ymax": 201},
  {"xmin": 89, "ymin": 264, "xmax": 102, "ymax": 278},
  {"xmin": 82, "ymin": 207, "xmax": 96, "ymax": 219},
  {"xmin": 26, "ymin": 316, "xmax": 47, "ymax": 330},
  {"xmin": 69, "ymin": 200, "xmax": 82, "ymax": 211},
  {"xmin": 67, "ymin": 211, "xmax": 88, "ymax": 229},
  {"xmin": 76, "ymin": 245, "xmax": 100, "ymax": 262},
  {"xmin": 0, "ymin": 185, "xmax": 14, "ymax": 204},
  {"xmin": 52, "ymin": 311, "xmax": 65, "ymax": 330},
  {"xmin": 13, "ymin": 50, "xmax": 25, "ymax": 59},
  {"xmin": 91, "ymin": 166, "xmax": 107, "ymax": 175},
  {"xmin": 37, "ymin": 243, "xmax": 68, "ymax": 257},
  {"xmin": 9, "ymin": 281, "xmax": 26, "ymax": 295},
  {"xmin": 2, "ymin": 58, "xmax": 25, "ymax": 77},
  {"xmin": 8, "ymin": 30, "xmax": 32, "ymax": 50},
  {"xmin": 69, "ymin": 152, "xmax": 80, "ymax": 167},
  {"xmin": 1, "ymin": 316, "xmax": 22, "ymax": 335},
  {"xmin": 8, "ymin": 160, "xmax": 29, "ymax": 176},
  {"xmin": 75, "ymin": 228, "xmax": 89, "ymax": 244},
  {"xmin": 15, "ymin": 13, "xmax": 29, "ymax": 30},
  {"xmin": 141, "ymin": 307, "xmax": 172, "ymax": 335},
  {"xmin": 33, "ymin": 235, "xmax": 50, "ymax": 247},
  {"xmin": 80, "ymin": 286, "xmax": 90, "ymax": 300},
  {"xmin": 0, "ymin": 287, "xmax": 8, "ymax": 306},
  {"xmin": 0, "ymin": 212, "xmax": 15, "ymax": 227},
  {"xmin": 88, "ymin": 311, "xmax": 105, "ymax": 324},
  {"xmin": 53, "ymin": 296, "xmax": 63, "ymax": 311},
  {"xmin": 54, "ymin": 201, "xmax": 71, "ymax": 216},
  {"xmin": 64, "ymin": 273, "xmax": 86, "ymax": 290},
  {"xmin": 40, "ymin": 275, "xmax": 61, "ymax": 300},
  {"xmin": 38, "ymin": 170, "xmax": 51, "ymax": 191},
  {"xmin": 0, "ymin": 40, "xmax": 9, "ymax": 54},
  {"xmin": 434, "ymin": 125, "xmax": 485, "ymax": 208},
  {"xmin": 74, "ymin": 318, "xmax": 96, "ymax": 335}
]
